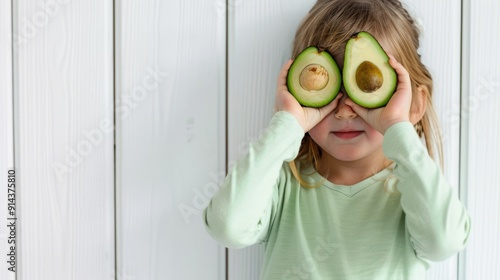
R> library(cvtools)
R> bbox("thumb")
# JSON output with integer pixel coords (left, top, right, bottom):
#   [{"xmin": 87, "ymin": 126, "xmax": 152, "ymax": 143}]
[
  {"xmin": 301, "ymin": 93, "xmax": 343, "ymax": 132},
  {"xmin": 317, "ymin": 93, "xmax": 343, "ymax": 118},
  {"xmin": 344, "ymin": 97, "xmax": 369, "ymax": 120}
]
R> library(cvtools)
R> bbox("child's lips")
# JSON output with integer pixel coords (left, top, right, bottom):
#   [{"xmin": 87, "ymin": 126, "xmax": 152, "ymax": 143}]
[{"xmin": 332, "ymin": 130, "xmax": 363, "ymax": 139}]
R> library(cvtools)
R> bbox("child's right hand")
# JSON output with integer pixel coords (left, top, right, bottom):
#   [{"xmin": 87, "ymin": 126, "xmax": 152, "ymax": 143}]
[{"xmin": 275, "ymin": 60, "xmax": 342, "ymax": 133}]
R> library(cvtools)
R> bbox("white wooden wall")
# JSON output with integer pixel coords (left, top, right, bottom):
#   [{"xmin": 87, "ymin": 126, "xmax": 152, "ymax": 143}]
[
  {"xmin": 0, "ymin": 0, "xmax": 498, "ymax": 279},
  {"xmin": 463, "ymin": 0, "xmax": 500, "ymax": 278},
  {"xmin": 115, "ymin": 0, "xmax": 225, "ymax": 279},
  {"xmin": 11, "ymin": 0, "xmax": 115, "ymax": 279},
  {"xmin": 1, "ymin": 0, "xmax": 14, "ymax": 279}
]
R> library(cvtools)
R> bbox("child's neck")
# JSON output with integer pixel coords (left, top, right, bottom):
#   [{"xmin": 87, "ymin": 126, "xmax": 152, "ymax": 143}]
[{"xmin": 317, "ymin": 149, "xmax": 391, "ymax": 186}]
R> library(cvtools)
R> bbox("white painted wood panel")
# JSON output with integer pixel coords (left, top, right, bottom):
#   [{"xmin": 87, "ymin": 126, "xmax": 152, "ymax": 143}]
[
  {"xmin": 463, "ymin": 0, "xmax": 500, "ymax": 278},
  {"xmin": 115, "ymin": 0, "xmax": 225, "ymax": 279},
  {"xmin": 228, "ymin": 0, "xmax": 462, "ymax": 279},
  {"xmin": 0, "ymin": 0, "xmax": 15, "ymax": 279},
  {"xmin": 13, "ymin": 0, "xmax": 115, "ymax": 279},
  {"xmin": 227, "ymin": 1, "xmax": 316, "ymax": 278}
]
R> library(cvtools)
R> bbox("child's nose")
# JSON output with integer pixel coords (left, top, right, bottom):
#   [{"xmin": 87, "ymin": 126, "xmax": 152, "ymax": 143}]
[{"xmin": 334, "ymin": 95, "xmax": 357, "ymax": 120}]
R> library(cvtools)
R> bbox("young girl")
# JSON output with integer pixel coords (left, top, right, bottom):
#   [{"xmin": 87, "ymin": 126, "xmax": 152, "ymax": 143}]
[{"xmin": 204, "ymin": 0, "xmax": 470, "ymax": 279}]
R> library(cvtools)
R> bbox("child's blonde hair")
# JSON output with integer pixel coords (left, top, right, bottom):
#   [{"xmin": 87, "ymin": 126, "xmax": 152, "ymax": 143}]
[{"xmin": 289, "ymin": 0, "xmax": 443, "ymax": 188}]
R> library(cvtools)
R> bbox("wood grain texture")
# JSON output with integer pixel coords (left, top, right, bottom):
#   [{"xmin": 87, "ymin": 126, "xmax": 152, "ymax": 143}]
[
  {"xmin": 0, "ymin": 0, "xmax": 15, "ymax": 279},
  {"xmin": 115, "ymin": 0, "xmax": 225, "ymax": 279},
  {"xmin": 14, "ymin": 0, "xmax": 115, "ymax": 279},
  {"xmin": 463, "ymin": 0, "xmax": 500, "ymax": 278},
  {"xmin": 402, "ymin": 1, "xmax": 462, "ymax": 279},
  {"xmin": 227, "ymin": 0, "xmax": 316, "ymax": 279},
  {"xmin": 228, "ymin": 0, "xmax": 462, "ymax": 279}
]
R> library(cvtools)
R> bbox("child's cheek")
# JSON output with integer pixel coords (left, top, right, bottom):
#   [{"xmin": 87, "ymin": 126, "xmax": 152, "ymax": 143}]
[
  {"xmin": 362, "ymin": 124, "xmax": 384, "ymax": 141},
  {"xmin": 309, "ymin": 117, "xmax": 330, "ymax": 138}
]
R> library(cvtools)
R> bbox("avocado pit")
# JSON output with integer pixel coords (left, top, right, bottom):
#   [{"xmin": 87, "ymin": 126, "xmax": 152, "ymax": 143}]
[
  {"xmin": 299, "ymin": 64, "xmax": 329, "ymax": 91},
  {"xmin": 355, "ymin": 61, "xmax": 383, "ymax": 93}
]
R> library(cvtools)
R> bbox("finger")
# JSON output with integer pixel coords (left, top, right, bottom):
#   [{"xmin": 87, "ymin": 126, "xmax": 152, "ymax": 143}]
[
  {"xmin": 317, "ymin": 93, "xmax": 343, "ymax": 118},
  {"xmin": 277, "ymin": 59, "xmax": 293, "ymax": 88},
  {"xmin": 386, "ymin": 55, "xmax": 412, "ymax": 113},
  {"xmin": 299, "ymin": 93, "xmax": 343, "ymax": 132},
  {"xmin": 344, "ymin": 97, "xmax": 369, "ymax": 120},
  {"xmin": 388, "ymin": 55, "xmax": 411, "ymax": 94}
]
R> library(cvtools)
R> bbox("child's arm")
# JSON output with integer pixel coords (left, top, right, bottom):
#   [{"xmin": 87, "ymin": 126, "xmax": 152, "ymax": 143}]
[
  {"xmin": 348, "ymin": 55, "xmax": 470, "ymax": 261},
  {"xmin": 383, "ymin": 122, "xmax": 470, "ymax": 261},
  {"xmin": 203, "ymin": 60, "xmax": 341, "ymax": 248},
  {"xmin": 203, "ymin": 111, "xmax": 303, "ymax": 248}
]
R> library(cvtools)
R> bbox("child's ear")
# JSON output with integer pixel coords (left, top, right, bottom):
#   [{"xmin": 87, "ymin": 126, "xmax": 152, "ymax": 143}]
[{"xmin": 409, "ymin": 85, "xmax": 427, "ymax": 125}]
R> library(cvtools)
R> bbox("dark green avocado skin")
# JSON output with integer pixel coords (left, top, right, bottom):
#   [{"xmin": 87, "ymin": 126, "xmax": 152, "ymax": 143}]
[
  {"xmin": 343, "ymin": 31, "xmax": 397, "ymax": 108},
  {"xmin": 287, "ymin": 47, "xmax": 342, "ymax": 108}
]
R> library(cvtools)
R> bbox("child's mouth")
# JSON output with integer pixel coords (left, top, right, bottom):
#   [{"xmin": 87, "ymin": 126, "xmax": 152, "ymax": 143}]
[{"xmin": 332, "ymin": 131, "xmax": 363, "ymax": 139}]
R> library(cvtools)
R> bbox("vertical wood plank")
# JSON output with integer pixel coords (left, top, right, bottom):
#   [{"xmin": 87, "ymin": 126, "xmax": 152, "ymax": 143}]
[
  {"xmin": 401, "ymin": 0, "xmax": 462, "ymax": 279},
  {"xmin": 463, "ymin": 0, "xmax": 500, "ymax": 278},
  {"xmin": 0, "ymin": 0, "xmax": 15, "ymax": 279},
  {"xmin": 115, "ymin": 0, "xmax": 226, "ymax": 279},
  {"xmin": 227, "ymin": 0, "xmax": 316, "ymax": 279},
  {"xmin": 228, "ymin": 0, "xmax": 462, "ymax": 279},
  {"xmin": 14, "ymin": 0, "xmax": 115, "ymax": 279}
]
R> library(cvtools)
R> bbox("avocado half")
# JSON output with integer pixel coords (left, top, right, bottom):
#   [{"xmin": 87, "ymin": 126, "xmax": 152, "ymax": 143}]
[
  {"xmin": 343, "ymin": 32, "xmax": 397, "ymax": 108},
  {"xmin": 287, "ymin": 47, "xmax": 341, "ymax": 107}
]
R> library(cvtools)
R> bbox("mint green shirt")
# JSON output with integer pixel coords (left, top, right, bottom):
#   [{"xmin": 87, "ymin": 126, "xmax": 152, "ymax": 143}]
[{"xmin": 204, "ymin": 111, "xmax": 470, "ymax": 279}]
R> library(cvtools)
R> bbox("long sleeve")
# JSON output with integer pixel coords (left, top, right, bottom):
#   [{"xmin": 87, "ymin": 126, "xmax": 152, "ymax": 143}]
[
  {"xmin": 203, "ymin": 111, "xmax": 304, "ymax": 248},
  {"xmin": 383, "ymin": 122, "xmax": 471, "ymax": 261}
]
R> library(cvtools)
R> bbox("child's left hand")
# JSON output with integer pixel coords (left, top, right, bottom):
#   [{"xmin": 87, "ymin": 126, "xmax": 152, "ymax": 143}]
[{"xmin": 345, "ymin": 55, "xmax": 412, "ymax": 135}]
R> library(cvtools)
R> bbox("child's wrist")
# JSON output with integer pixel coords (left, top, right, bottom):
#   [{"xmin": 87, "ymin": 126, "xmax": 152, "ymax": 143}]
[{"xmin": 381, "ymin": 118, "xmax": 410, "ymax": 135}]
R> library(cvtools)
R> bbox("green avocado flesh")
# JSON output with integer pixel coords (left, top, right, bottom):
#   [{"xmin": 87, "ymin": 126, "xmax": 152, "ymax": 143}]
[
  {"xmin": 287, "ymin": 47, "xmax": 341, "ymax": 107},
  {"xmin": 343, "ymin": 31, "xmax": 397, "ymax": 108}
]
